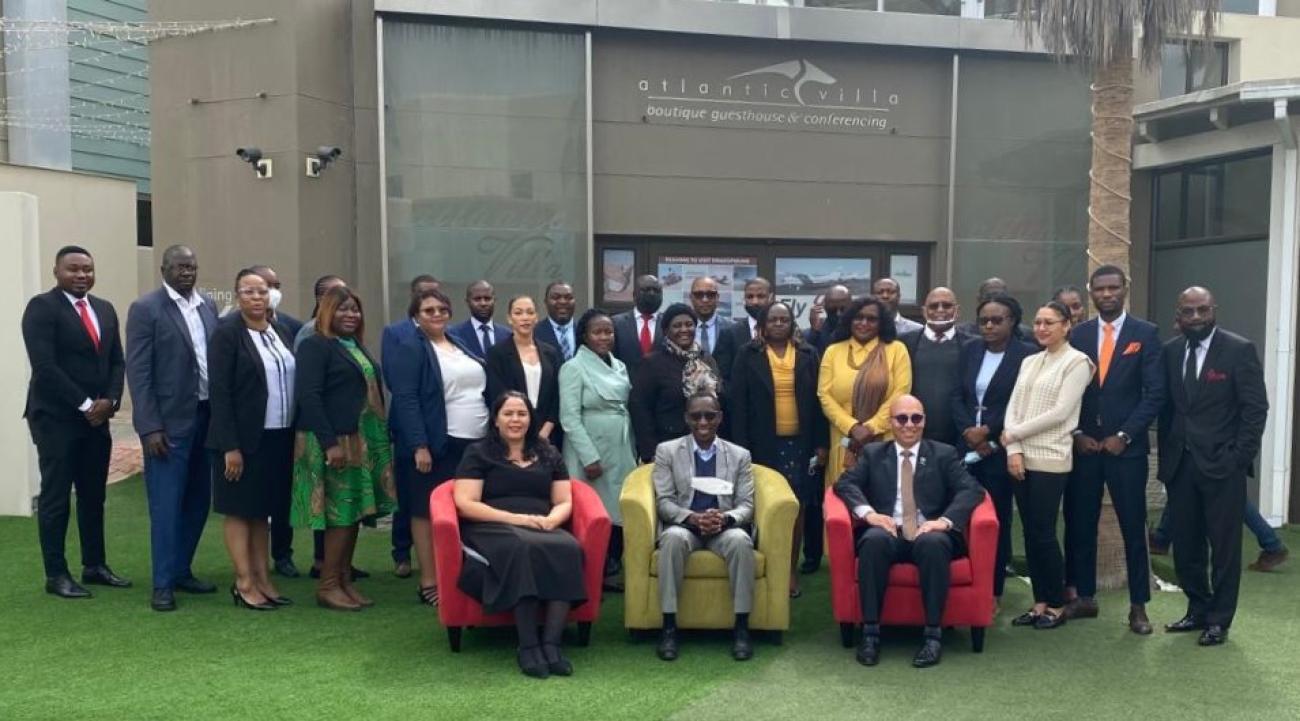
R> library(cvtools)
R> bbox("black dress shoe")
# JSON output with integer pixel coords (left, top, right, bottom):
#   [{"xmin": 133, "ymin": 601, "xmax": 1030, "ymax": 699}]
[
  {"xmin": 912, "ymin": 638, "xmax": 943, "ymax": 668},
  {"xmin": 541, "ymin": 644, "xmax": 574, "ymax": 676},
  {"xmin": 174, "ymin": 576, "xmax": 217, "ymax": 594},
  {"xmin": 266, "ymin": 594, "xmax": 294, "ymax": 607},
  {"xmin": 1011, "ymin": 610, "xmax": 1040, "ymax": 627},
  {"xmin": 350, "ymin": 566, "xmax": 370, "ymax": 580},
  {"xmin": 1064, "ymin": 597, "xmax": 1099, "ymax": 619},
  {"xmin": 309, "ymin": 564, "xmax": 322, "ymax": 580},
  {"xmin": 45, "ymin": 574, "xmax": 92, "ymax": 599},
  {"xmin": 517, "ymin": 646, "xmax": 549, "ymax": 678},
  {"xmin": 1198, "ymin": 625, "xmax": 1229, "ymax": 646},
  {"xmin": 151, "ymin": 588, "xmax": 177, "ymax": 612},
  {"xmin": 274, "ymin": 558, "xmax": 301, "ymax": 578},
  {"xmin": 732, "ymin": 627, "xmax": 753, "ymax": 661},
  {"xmin": 656, "ymin": 627, "xmax": 680, "ymax": 661},
  {"xmin": 856, "ymin": 634, "xmax": 881, "ymax": 667},
  {"xmin": 1129, "ymin": 605, "xmax": 1153, "ymax": 635},
  {"xmin": 1034, "ymin": 610, "xmax": 1067, "ymax": 630},
  {"xmin": 230, "ymin": 585, "xmax": 277, "ymax": 611},
  {"xmin": 799, "ymin": 558, "xmax": 821, "ymax": 575},
  {"xmin": 1165, "ymin": 614, "xmax": 1206, "ymax": 633},
  {"xmin": 82, "ymin": 565, "xmax": 131, "ymax": 588}
]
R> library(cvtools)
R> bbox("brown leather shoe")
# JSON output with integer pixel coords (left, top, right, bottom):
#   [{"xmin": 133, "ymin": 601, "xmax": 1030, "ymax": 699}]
[
  {"xmin": 1249, "ymin": 546, "xmax": 1289, "ymax": 572},
  {"xmin": 1128, "ymin": 604, "xmax": 1153, "ymax": 635},
  {"xmin": 1065, "ymin": 597, "xmax": 1099, "ymax": 619}
]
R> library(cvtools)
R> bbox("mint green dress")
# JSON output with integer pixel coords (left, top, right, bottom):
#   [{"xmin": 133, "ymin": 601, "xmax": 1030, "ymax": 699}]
[{"xmin": 558, "ymin": 346, "xmax": 638, "ymax": 525}]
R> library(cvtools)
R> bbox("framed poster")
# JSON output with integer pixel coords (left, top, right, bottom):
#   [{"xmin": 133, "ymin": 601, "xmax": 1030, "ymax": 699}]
[
  {"xmin": 657, "ymin": 255, "xmax": 758, "ymax": 323},
  {"xmin": 601, "ymin": 248, "xmax": 637, "ymax": 304},
  {"xmin": 889, "ymin": 253, "xmax": 920, "ymax": 306},
  {"xmin": 774, "ymin": 256, "xmax": 873, "ymax": 327}
]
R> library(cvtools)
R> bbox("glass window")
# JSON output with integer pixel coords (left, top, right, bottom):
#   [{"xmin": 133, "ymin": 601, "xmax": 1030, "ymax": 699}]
[
  {"xmin": 1160, "ymin": 41, "xmax": 1228, "ymax": 99},
  {"xmin": 883, "ymin": 0, "xmax": 961, "ymax": 14},
  {"xmin": 983, "ymin": 0, "xmax": 1021, "ymax": 18},
  {"xmin": 1153, "ymin": 152, "xmax": 1271, "ymax": 242},
  {"xmin": 381, "ymin": 20, "xmax": 589, "ymax": 321},
  {"xmin": 1222, "ymin": 0, "xmax": 1261, "ymax": 13}
]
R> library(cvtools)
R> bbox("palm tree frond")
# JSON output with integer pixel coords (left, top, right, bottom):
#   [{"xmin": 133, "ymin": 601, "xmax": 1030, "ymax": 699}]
[{"xmin": 1017, "ymin": 0, "xmax": 1221, "ymax": 69}]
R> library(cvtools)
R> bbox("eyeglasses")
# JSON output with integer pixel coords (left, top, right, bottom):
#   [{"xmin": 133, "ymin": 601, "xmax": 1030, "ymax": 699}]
[
  {"xmin": 237, "ymin": 288, "xmax": 269, "ymax": 297},
  {"xmin": 853, "ymin": 314, "xmax": 881, "ymax": 323},
  {"xmin": 1177, "ymin": 305, "xmax": 1216, "ymax": 318},
  {"xmin": 687, "ymin": 411, "xmax": 720, "ymax": 422},
  {"xmin": 892, "ymin": 413, "xmax": 925, "ymax": 426},
  {"xmin": 420, "ymin": 306, "xmax": 451, "ymax": 317},
  {"xmin": 691, "ymin": 290, "xmax": 719, "ymax": 299},
  {"xmin": 1032, "ymin": 319, "xmax": 1064, "ymax": 328},
  {"xmin": 977, "ymin": 316, "xmax": 1007, "ymax": 326}
]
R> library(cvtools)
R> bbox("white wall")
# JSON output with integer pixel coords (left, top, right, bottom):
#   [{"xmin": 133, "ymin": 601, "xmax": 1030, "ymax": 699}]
[{"xmin": 0, "ymin": 192, "xmax": 43, "ymax": 516}]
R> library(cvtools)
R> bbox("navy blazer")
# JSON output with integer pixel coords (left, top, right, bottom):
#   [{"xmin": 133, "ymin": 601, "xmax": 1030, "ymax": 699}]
[
  {"xmin": 447, "ymin": 318, "xmax": 510, "ymax": 361},
  {"xmin": 833, "ymin": 439, "xmax": 984, "ymax": 540},
  {"xmin": 1069, "ymin": 315, "xmax": 1165, "ymax": 456},
  {"xmin": 950, "ymin": 338, "xmax": 1039, "ymax": 446},
  {"xmin": 534, "ymin": 317, "xmax": 575, "ymax": 362},
  {"xmin": 382, "ymin": 320, "xmax": 484, "ymax": 457},
  {"xmin": 125, "ymin": 286, "xmax": 219, "ymax": 439}
]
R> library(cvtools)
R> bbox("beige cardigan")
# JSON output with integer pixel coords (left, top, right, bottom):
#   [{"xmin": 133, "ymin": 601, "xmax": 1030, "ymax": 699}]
[{"xmin": 1004, "ymin": 344, "xmax": 1094, "ymax": 473}]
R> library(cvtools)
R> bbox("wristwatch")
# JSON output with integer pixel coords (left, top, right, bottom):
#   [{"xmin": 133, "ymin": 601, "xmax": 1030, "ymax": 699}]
[{"xmin": 1117, "ymin": 431, "xmax": 1132, "ymax": 445}]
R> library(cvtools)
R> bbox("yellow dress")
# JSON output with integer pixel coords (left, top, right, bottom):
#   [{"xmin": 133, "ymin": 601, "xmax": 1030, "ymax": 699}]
[{"xmin": 817, "ymin": 338, "xmax": 912, "ymax": 487}]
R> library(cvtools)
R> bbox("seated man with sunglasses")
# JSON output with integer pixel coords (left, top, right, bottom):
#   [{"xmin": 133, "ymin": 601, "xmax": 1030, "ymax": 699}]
[
  {"xmin": 833, "ymin": 394, "xmax": 984, "ymax": 668},
  {"xmin": 652, "ymin": 392, "xmax": 756, "ymax": 662}
]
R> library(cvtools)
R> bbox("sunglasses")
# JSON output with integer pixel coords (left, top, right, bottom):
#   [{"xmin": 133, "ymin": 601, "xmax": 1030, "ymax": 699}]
[
  {"xmin": 687, "ymin": 411, "xmax": 720, "ymax": 422},
  {"xmin": 925, "ymin": 301, "xmax": 955, "ymax": 310},
  {"xmin": 691, "ymin": 290, "xmax": 719, "ymax": 299},
  {"xmin": 892, "ymin": 413, "xmax": 925, "ymax": 426},
  {"xmin": 977, "ymin": 316, "xmax": 1007, "ymax": 326},
  {"xmin": 853, "ymin": 314, "xmax": 881, "ymax": 323}
]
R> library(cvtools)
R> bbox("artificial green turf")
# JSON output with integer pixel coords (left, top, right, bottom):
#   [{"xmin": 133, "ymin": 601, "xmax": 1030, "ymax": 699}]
[{"xmin": 1, "ymin": 476, "xmax": 1297, "ymax": 721}]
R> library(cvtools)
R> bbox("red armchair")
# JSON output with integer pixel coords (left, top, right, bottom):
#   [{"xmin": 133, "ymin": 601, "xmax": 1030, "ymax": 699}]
[
  {"xmin": 430, "ymin": 480, "xmax": 612, "ymax": 652},
  {"xmin": 824, "ymin": 486, "xmax": 998, "ymax": 652}
]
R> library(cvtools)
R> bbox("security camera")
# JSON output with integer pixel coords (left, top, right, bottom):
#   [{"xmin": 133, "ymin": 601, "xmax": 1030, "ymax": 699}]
[
  {"xmin": 305, "ymin": 146, "xmax": 343, "ymax": 178},
  {"xmin": 236, "ymin": 147, "xmax": 272, "ymax": 179}
]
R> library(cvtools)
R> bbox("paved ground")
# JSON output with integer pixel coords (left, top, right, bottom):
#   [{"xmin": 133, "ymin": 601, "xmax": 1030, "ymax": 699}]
[{"xmin": 107, "ymin": 418, "xmax": 142, "ymax": 484}]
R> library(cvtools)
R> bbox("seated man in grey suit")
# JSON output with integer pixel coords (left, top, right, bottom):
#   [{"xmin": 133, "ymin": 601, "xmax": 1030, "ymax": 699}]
[
  {"xmin": 834, "ymin": 394, "xmax": 983, "ymax": 669},
  {"xmin": 653, "ymin": 392, "xmax": 756, "ymax": 662}
]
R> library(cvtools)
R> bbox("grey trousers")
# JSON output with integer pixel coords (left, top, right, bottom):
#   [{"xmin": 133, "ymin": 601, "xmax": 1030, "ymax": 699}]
[{"xmin": 657, "ymin": 525, "xmax": 755, "ymax": 615}]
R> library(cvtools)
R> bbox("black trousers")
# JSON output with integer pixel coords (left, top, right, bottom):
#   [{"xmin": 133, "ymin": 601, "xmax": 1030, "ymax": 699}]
[
  {"xmin": 1064, "ymin": 453, "xmax": 1151, "ymax": 604},
  {"xmin": 270, "ymin": 503, "xmax": 294, "ymax": 562},
  {"xmin": 855, "ymin": 526, "xmax": 957, "ymax": 628},
  {"xmin": 1013, "ymin": 470, "xmax": 1067, "ymax": 607},
  {"xmin": 971, "ymin": 454, "xmax": 1013, "ymax": 597},
  {"xmin": 28, "ymin": 415, "xmax": 112, "ymax": 578},
  {"xmin": 1168, "ymin": 451, "xmax": 1245, "ymax": 627},
  {"xmin": 803, "ymin": 464, "xmax": 825, "ymax": 564}
]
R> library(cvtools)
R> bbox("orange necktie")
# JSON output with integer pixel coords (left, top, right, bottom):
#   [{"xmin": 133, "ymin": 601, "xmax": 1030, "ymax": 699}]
[{"xmin": 1098, "ymin": 322, "xmax": 1115, "ymax": 386}]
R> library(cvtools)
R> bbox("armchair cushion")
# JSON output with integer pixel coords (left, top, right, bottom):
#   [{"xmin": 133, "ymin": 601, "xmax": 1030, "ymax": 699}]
[{"xmin": 650, "ymin": 549, "xmax": 768, "ymax": 579}]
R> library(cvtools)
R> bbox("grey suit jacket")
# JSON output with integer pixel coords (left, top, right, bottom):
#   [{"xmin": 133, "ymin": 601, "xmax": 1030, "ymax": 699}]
[
  {"xmin": 652, "ymin": 435, "xmax": 755, "ymax": 528},
  {"xmin": 126, "ymin": 286, "xmax": 219, "ymax": 439}
]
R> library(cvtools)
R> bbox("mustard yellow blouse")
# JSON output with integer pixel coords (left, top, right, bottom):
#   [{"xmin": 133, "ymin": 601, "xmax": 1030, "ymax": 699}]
[
  {"xmin": 767, "ymin": 345, "xmax": 799, "ymax": 437},
  {"xmin": 817, "ymin": 337, "xmax": 912, "ymax": 485}
]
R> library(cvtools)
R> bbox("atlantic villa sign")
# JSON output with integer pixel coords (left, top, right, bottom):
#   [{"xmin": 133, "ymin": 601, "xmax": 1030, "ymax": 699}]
[{"xmin": 637, "ymin": 58, "xmax": 903, "ymax": 134}]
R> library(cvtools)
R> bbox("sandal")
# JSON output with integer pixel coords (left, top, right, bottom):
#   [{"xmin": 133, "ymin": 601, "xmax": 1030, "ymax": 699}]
[
  {"xmin": 789, "ymin": 587, "xmax": 803, "ymax": 599},
  {"xmin": 1011, "ymin": 610, "xmax": 1040, "ymax": 627},
  {"xmin": 418, "ymin": 585, "xmax": 439, "ymax": 607},
  {"xmin": 1034, "ymin": 610, "xmax": 1067, "ymax": 630}
]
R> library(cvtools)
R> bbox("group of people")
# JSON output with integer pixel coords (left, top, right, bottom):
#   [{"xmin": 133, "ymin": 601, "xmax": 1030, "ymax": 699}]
[{"xmin": 21, "ymin": 244, "xmax": 1273, "ymax": 677}]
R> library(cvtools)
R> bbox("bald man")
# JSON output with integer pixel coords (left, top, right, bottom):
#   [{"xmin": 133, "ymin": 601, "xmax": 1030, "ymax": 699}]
[{"xmin": 897, "ymin": 287, "xmax": 971, "ymax": 446}]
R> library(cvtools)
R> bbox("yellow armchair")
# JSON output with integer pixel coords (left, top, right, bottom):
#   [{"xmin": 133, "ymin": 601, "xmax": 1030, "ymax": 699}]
[{"xmin": 620, "ymin": 462, "xmax": 799, "ymax": 632}]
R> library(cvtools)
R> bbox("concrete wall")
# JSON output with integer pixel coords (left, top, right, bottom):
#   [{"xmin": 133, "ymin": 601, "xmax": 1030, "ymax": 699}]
[
  {"xmin": 150, "ymin": 1, "xmax": 382, "ymax": 333},
  {"xmin": 1221, "ymin": 13, "xmax": 1300, "ymax": 83},
  {"xmin": 0, "ymin": 192, "xmax": 42, "ymax": 516}
]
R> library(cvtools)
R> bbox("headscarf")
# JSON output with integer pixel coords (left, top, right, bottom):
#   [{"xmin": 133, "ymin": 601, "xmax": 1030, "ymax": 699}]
[{"xmin": 659, "ymin": 303, "xmax": 720, "ymax": 399}]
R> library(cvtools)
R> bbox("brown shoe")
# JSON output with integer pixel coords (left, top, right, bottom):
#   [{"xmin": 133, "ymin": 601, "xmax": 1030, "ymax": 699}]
[
  {"xmin": 317, "ymin": 528, "xmax": 362, "ymax": 612},
  {"xmin": 394, "ymin": 560, "xmax": 412, "ymax": 579},
  {"xmin": 338, "ymin": 526, "xmax": 375, "ymax": 608},
  {"xmin": 1065, "ymin": 597, "xmax": 1099, "ymax": 619},
  {"xmin": 1128, "ymin": 604, "xmax": 1153, "ymax": 635},
  {"xmin": 1249, "ymin": 547, "xmax": 1289, "ymax": 572}
]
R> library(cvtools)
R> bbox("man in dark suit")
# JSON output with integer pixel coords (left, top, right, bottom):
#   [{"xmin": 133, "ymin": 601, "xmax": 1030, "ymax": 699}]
[
  {"xmin": 447, "ymin": 280, "xmax": 508, "ymax": 361},
  {"xmin": 534, "ymin": 281, "xmax": 578, "ymax": 361},
  {"xmin": 805, "ymin": 284, "xmax": 851, "ymax": 354},
  {"xmin": 22, "ymin": 246, "xmax": 129, "ymax": 598},
  {"xmin": 834, "ymin": 394, "xmax": 983, "ymax": 668},
  {"xmin": 1158, "ymin": 286, "xmax": 1268, "ymax": 646},
  {"xmin": 612, "ymin": 274, "xmax": 663, "ymax": 377},
  {"xmin": 727, "ymin": 276, "xmax": 774, "ymax": 349},
  {"xmin": 689, "ymin": 275, "xmax": 737, "ymax": 383},
  {"xmin": 898, "ymin": 287, "xmax": 971, "ymax": 447},
  {"xmin": 801, "ymin": 283, "xmax": 851, "ymax": 575},
  {"xmin": 1061, "ymin": 265, "xmax": 1164, "ymax": 634},
  {"xmin": 126, "ymin": 246, "xmax": 221, "ymax": 611}
]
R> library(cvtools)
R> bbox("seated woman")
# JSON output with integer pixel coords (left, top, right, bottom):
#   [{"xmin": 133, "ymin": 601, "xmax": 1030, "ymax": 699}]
[{"xmin": 454, "ymin": 391, "xmax": 587, "ymax": 679}]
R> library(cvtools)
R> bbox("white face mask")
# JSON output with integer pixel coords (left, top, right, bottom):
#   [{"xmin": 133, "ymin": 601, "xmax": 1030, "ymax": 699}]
[{"xmin": 268, "ymin": 287, "xmax": 283, "ymax": 310}]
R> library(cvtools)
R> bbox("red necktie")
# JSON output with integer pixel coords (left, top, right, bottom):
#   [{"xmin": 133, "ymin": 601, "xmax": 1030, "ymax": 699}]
[
  {"xmin": 77, "ymin": 299, "xmax": 101, "ymax": 352},
  {"xmin": 639, "ymin": 314, "xmax": 653, "ymax": 355}
]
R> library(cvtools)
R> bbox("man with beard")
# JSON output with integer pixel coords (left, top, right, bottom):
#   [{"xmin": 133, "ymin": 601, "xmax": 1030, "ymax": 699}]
[
  {"xmin": 897, "ymin": 287, "xmax": 970, "ymax": 446},
  {"xmin": 728, "ymin": 277, "xmax": 775, "ymax": 348},
  {"xmin": 613, "ymin": 275, "xmax": 664, "ymax": 376},
  {"xmin": 535, "ymin": 281, "xmax": 579, "ymax": 362},
  {"xmin": 1157, "ymin": 286, "xmax": 1267, "ymax": 646},
  {"xmin": 806, "ymin": 284, "xmax": 852, "ymax": 353},
  {"xmin": 1061, "ymin": 265, "xmax": 1164, "ymax": 634},
  {"xmin": 872, "ymin": 277, "xmax": 922, "ymax": 335},
  {"xmin": 688, "ymin": 275, "xmax": 737, "ymax": 382},
  {"xmin": 449, "ymin": 280, "xmax": 509, "ymax": 361}
]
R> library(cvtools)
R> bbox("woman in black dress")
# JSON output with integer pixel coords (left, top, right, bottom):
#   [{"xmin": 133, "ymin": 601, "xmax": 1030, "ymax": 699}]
[
  {"xmin": 454, "ymin": 391, "xmax": 586, "ymax": 679},
  {"xmin": 628, "ymin": 303, "xmax": 721, "ymax": 462},
  {"xmin": 208, "ymin": 269, "xmax": 296, "ymax": 610}
]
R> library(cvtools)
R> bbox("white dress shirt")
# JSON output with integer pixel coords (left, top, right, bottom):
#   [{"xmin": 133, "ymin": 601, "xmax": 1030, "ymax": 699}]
[
  {"xmin": 165, "ymin": 283, "xmax": 210, "ymax": 400},
  {"xmin": 746, "ymin": 316, "xmax": 759, "ymax": 339},
  {"xmin": 1097, "ymin": 311, "xmax": 1127, "ymax": 354},
  {"xmin": 1182, "ymin": 327, "xmax": 1218, "ymax": 378},
  {"xmin": 853, "ymin": 442, "xmax": 952, "ymax": 530},
  {"xmin": 696, "ymin": 316, "xmax": 719, "ymax": 351},
  {"xmin": 248, "ymin": 327, "xmax": 295, "ymax": 428},
  {"xmin": 64, "ymin": 291, "xmax": 101, "ymax": 411},
  {"xmin": 474, "ymin": 320, "xmax": 498, "ymax": 355},
  {"xmin": 923, "ymin": 326, "xmax": 957, "ymax": 343}
]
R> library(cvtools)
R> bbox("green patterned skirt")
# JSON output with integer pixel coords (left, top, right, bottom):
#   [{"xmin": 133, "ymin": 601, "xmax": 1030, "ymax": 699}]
[{"xmin": 290, "ymin": 406, "xmax": 396, "ymax": 529}]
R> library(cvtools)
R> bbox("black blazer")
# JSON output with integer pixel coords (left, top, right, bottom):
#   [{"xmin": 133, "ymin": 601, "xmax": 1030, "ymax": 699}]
[
  {"xmin": 833, "ymin": 439, "xmax": 984, "ymax": 539},
  {"xmin": 21, "ymin": 289, "xmax": 125, "ymax": 425},
  {"xmin": 612, "ymin": 310, "xmax": 656, "ymax": 378},
  {"xmin": 294, "ymin": 333, "xmax": 381, "ymax": 450},
  {"xmin": 629, "ymin": 349, "xmax": 720, "ymax": 461},
  {"xmin": 207, "ymin": 315, "xmax": 295, "ymax": 454},
  {"xmin": 729, "ymin": 340, "xmax": 827, "ymax": 468},
  {"xmin": 1069, "ymin": 316, "xmax": 1165, "ymax": 456},
  {"xmin": 1157, "ymin": 329, "xmax": 1268, "ymax": 481},
  {"xmin": 485, "ymin": 336, "xmax": 562, "ymax": 432},
  {"xmin": 951, "ymin": 338, "xmax": 1039, "ymax": 448},
  {"xmin": 700, "ymin": 316, "xmax": 739, "ymax": 384}
]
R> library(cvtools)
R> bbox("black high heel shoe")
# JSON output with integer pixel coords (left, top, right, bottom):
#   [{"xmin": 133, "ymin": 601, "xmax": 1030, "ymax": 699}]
[
  {"xmin": 517, "ymin": 646, "xmax": 550, "ymax": 679},
  {"xmin": 265, "ymin": 594, "xmax": 294, "ymax": 607},
  {"xmin": 230, "ymin": 584, "xmax": 277, "ymax": 611},
  {"xmin": 541, "ymin": 644, "xmax": 573, "ymax": 676}
]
